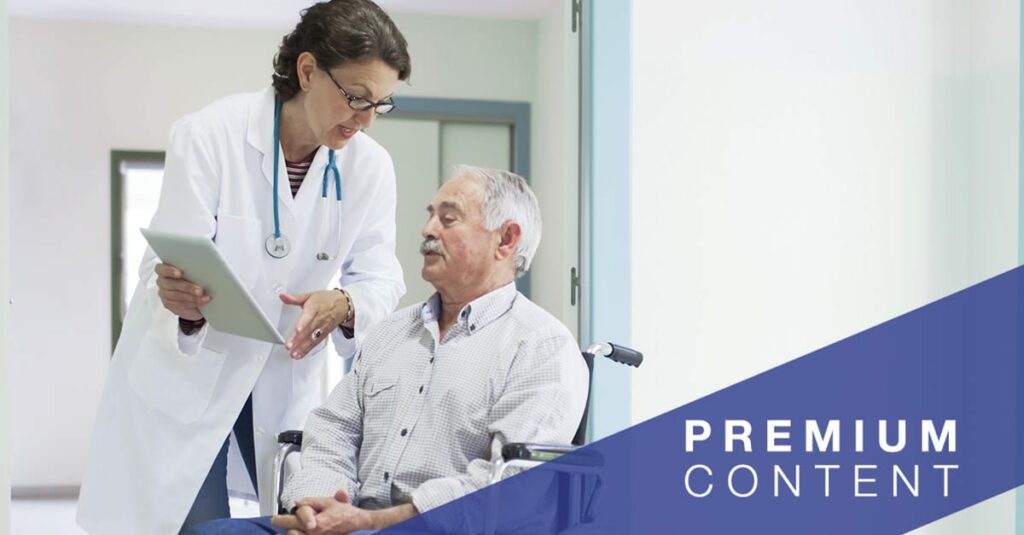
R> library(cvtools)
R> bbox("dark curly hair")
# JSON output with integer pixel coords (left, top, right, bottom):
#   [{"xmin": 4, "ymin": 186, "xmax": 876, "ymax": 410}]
[{"xmin": 272, "ymin": 0, "xmax": 411, "ymax": 100}]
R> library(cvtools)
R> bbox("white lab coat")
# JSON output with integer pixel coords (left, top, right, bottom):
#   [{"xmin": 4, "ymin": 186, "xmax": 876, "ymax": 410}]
[{"xmin": 76, "ymin": 87, "xmax": 405, "ymax": 535}]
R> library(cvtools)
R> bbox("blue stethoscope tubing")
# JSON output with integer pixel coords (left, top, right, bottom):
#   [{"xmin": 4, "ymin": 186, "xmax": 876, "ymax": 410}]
[{"xmin": 267, "ymin": 99, "xmax": 343, "ymax": 260}]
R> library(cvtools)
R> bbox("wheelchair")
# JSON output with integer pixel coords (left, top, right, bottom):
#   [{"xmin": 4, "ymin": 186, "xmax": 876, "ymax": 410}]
[{"xmin": 270, "ymin": 341, "xmax": 643, "ymax": 534}]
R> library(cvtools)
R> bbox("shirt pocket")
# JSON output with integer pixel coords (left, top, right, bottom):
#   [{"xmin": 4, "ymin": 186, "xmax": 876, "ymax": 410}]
[
  {"xmin": 214, "ymin": 213, "xmax": 261, "ymax": 289},
  {"xmin": 127, "ymin": 324, "xmax": 227, "ymax": 425},
  {"xmin": 362, "ymin": 377, "xmax": 399, "ymax": 443}
]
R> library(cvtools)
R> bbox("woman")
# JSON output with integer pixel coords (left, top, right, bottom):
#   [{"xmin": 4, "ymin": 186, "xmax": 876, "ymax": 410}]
[{"xmin": 76, "ymin": 1, "xmax": 410, "ymax": 533}]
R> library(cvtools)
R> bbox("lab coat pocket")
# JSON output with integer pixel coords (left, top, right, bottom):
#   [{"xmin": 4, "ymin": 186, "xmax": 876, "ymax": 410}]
[
  {"xmin": 127, "ymin": 325, "xmax": 227, "ymax": 425},
  {"xmin": 214, "ymin": 213, "xmax": 261, "ymax": 289}
]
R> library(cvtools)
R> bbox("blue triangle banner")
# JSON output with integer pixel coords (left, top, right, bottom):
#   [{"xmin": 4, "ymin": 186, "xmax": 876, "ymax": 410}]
[{"xmin": 383, "ymin": 265, "xmax": 1024, "ymax": 534}]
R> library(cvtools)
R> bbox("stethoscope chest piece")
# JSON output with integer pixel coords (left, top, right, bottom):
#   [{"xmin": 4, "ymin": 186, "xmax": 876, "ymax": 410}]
[
  {"xmin": 267, "ymin": 98, "xmax": 343, "ymax": 262},
  {"xmin": 265, "ymin": 234, "xmax": 291, "ymax": 259}
]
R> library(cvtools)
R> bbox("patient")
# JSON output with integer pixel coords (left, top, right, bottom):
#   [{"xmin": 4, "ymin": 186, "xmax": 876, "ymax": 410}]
[{"xmin": 189, "ymin": 165, "xmax": 588, "ymax": 534}]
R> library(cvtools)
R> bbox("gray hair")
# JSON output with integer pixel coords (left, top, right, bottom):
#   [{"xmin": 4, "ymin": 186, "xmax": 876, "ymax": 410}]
[{"xmin": 451, "ymin": 165, "xmax": 542, "ymax": 278}]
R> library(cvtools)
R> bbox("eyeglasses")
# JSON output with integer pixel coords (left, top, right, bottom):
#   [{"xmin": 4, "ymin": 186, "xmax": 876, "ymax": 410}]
[{"xmin": 322, "ymin": 68, "xmax": 396, "ymax": 115}]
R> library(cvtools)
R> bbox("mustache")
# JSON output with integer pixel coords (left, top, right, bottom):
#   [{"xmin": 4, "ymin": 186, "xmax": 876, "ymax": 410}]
[{"xmin": 420, "ymin": 238, "xmax": 446, "ymax": 256}]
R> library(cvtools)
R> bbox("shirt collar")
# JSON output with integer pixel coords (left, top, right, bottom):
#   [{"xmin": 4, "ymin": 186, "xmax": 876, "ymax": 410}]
[{"xmin": 420, "ymin": 282, "xmax": 518, "ymax": 335}]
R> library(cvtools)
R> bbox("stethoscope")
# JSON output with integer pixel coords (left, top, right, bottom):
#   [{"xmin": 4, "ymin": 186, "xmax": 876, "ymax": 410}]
[{"xmin": 264, "ymin": 99, "xmax": 343, "ymax": 261}]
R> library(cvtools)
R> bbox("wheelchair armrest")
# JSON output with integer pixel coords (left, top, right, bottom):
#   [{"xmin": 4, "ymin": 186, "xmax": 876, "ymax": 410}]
[
  {"xmin": 501, "ymin": 443, "xmax": 603, "ymax": 468},
  {"xmin": 278, "ymin": 430, "xmax": 303, "ymax": 446},
  {"xmin": 273, "ymin": 431, "xmax": 304, "ymax": 514}
]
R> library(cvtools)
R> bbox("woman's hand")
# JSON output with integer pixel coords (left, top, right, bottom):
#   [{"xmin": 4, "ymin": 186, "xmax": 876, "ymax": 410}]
[
  {"xmin": 280, "ymin": 290, "xmax": 350, "ymax": 359},
  {"xmin": 154, "ymin": 263, "xmax": 210, "ymax": 321}
]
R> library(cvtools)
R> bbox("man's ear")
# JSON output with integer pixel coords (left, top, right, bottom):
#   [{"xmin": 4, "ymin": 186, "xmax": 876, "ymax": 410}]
[
  {"xmin": 495, "ymin": 221, "xmax": 522, "ymax": 261},
  {"xmin": 296, "ymin": 51, "xmax": 317, "ymax": 91}
]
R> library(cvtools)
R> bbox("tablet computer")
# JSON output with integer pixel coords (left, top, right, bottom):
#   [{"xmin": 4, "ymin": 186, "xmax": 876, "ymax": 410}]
[{"xmin": 140, "ymin": 228, "xmax": 286, "ymax": 344}]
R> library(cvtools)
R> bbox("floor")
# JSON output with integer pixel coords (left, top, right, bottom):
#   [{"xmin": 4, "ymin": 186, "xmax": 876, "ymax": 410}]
[
  {"xmin": 11, "ymin": 499, "xmax": 85, "ymax": 535},
  {"xmin": 11, "ymin": 497, "xmax": 261, "ymax": 534}
]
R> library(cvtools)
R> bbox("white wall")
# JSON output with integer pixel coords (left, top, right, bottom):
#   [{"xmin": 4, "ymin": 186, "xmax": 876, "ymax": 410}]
[
  {"xmin": 631, "ymin": 0, "xmax": 1018, "ymax": 532},
  {"xmin": 9, "ymin": 19, "xmax": 277, "ymax": 490},
  {"xmin": 9, "ymin": 12, "xmax": 564, "ymax": 489},
  {"xmin": 390, "ymin": 13, "xmax": 537, "ymax": 101},
  {"xmin": 1, "ymin": 0, "xmax": 12, "ymax": 528}
]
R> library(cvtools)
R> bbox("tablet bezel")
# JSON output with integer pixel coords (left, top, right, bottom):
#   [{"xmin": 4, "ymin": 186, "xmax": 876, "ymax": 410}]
[{"xmin": 140, "ymin": 228, "xmax": 286, "ymax": 345}]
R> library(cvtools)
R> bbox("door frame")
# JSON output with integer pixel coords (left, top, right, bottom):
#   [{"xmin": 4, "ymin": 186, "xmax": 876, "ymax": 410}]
[{"xmin": 580, "ymin": 0, "xmax": 633, "ymax": 441}]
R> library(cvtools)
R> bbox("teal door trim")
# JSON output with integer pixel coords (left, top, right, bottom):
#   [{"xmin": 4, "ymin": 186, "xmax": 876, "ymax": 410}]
[{"xmin": 580, "ymin": 0, "xmax": 633, "ymax": 441}]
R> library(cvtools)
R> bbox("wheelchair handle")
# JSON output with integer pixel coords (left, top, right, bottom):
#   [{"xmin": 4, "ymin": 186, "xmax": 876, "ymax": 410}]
[
  {"xmin": 278, "ymin": 430, "xmax": 303, "ymax": 446},
  {"xmin": 502, "ymin": 443, "xmax": 604, "ymax": 467},
  {"xmin": 586, "ymin": 342, "xmax": 643, "ymax": 368}
]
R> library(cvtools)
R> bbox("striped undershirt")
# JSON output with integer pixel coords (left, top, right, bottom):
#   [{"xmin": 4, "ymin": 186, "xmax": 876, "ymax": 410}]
[{"xmin": 285, "ymin": 149, "xmax": 317, "ymax": 197}]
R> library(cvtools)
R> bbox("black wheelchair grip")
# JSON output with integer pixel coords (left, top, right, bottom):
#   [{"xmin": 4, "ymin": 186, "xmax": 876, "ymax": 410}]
[
  {"xmin": 607, "ymin": 343, "xmax": 643, "ymax": 367},
  {"xmin": 278, "ymin": 430, "xmax": 304, "ymax": 446},
  {"xmin": 502, "ymin": 443, "xmax": 535, "ymax": 461},
  {"xmin": 502, "ymin": 443, "xmax": 604, "ymax": 467}
]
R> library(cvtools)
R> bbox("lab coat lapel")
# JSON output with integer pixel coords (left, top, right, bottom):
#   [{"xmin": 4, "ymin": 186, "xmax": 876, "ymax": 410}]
[
  {"xmin": 295, "ymin": 145, "xmax": 349, "ymax": 264},
  {"xmin": 291, "ymin": 146, "xmax": 332, "ymax": 263},
  {"xmin": 246, "ymin": 88, "xmax": 297, "ymax": 219},
  {"xmin": 246, "ymin": 88, "xmax": 303, "ymax": 294},
  {"xmin": 295, "ymin": 146, "xmax": 329, "ymax": 212}
]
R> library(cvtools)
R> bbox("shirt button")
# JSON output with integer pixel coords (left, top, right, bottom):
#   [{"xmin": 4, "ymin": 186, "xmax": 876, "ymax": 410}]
[
  {"xmin": 470, "ymin": 324, "xmax": 476, "ymax": 332},
  {"xmin": 419, "ymin": 385, "xmax": 424, "ymax": 394},
  {"xmin": 273, "ymin": 283, "xmax": 283, "ymax": 293},
  {"xmin": 429, "ymin": 357, "xmax": 435, "ymax": 364},
  {"xmin": 256, "ymin": 426, "xmax": 266, "ymax": 436},
  {"xmin": 401, "ymin": 428, "xmax": 408, "ymax": 437},
  {"xmin": 383, "ymin": 472, "xmax": 390, "ymax": 481}
]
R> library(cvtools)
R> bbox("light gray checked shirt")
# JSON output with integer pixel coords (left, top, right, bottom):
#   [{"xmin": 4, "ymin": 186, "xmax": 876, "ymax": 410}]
[{"xmin": 281, "ymin": 282, "xmax": 589, "ymax": 520}]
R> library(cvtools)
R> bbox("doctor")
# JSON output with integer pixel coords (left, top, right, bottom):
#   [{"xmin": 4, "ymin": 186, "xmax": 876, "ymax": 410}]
[{"xmin": 77, "ymin": 1, "xmax": 409, "ymax": 533}]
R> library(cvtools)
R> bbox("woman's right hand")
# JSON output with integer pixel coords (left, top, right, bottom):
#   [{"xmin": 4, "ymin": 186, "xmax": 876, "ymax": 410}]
[{"xmin": 154, "ymin": 263, "xmax": 211, "ymax": 321}]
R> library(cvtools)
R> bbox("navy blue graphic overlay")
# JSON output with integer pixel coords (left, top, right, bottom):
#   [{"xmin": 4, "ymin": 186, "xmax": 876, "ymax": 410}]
[{"xmin": 381, "ymin": 266, "xmax": 1024, "ymax": 534}]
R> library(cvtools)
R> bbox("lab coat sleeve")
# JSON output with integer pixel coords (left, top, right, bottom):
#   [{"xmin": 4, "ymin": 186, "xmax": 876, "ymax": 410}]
[
  {"xmin": 280, "ymin": 351, "xmax": 365, "ymax": 510},
  {"xmin": 332, "ymin": 150, "xmax": 405, "ymax": 356},
  {"xmin": 143, "ymin": 117, "xmax": 222, "ymax": 354}
]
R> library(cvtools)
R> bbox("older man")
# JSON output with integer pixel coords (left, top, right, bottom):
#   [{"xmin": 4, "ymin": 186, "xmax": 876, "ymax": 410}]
[{"xmin": 190, "ymin": 166, "xmax": 588, "ymax": 534}]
